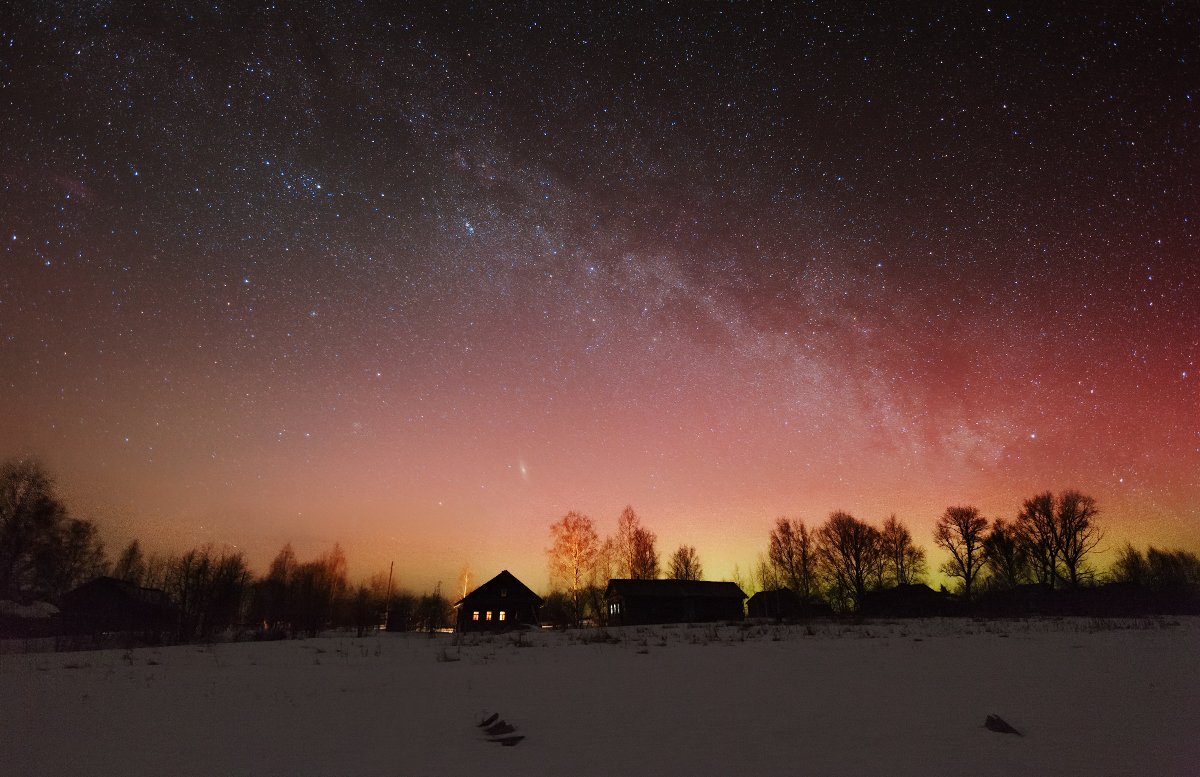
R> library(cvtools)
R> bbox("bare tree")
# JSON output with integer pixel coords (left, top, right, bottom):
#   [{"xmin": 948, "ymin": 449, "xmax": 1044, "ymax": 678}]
[
  {"xmin": 1056, "ymin": 490, "xmax": 1102, "ymax": 588},
  {"xmin": 457, "ymin": 563, "xmax": 473, "ymax": 601},
  {"xmin": 767, "ymin": 516, "xmax": 820, "ymax": 599},
  {"xmin": 878, "ymin": 515, "xmax": 926, "ymax": 586},
  {"xmin": 934, "ymin": 506, "xmax": 988, "ymax": 601},
  {"xmin": 1113, "ymin": 545, "xmax": 1200, "ymax": 591},
  {"xmin": 163, "ymin": 544, "xmax": 250, "ymax": 641},
  {"xmin": 547, "ymin": 511, "xmax": 599, "ymax": 626},
  {"xmin": 0, "ymin": 459, "xmax": 108, "ymax": 600},
  {"xmin": 982, "ymin": 518, "xmax": 1028, "ymax": 590},
  {"xmin": 754, "ymin": 552, "xmax": 780, "ymax": 594},
  {"xmin": 44, "ymin": 518, "xmax": 108, "ymax": 598},
  {"xmin": 1015, "ymin": 490, "xmax": 1103, "ymax": 589},
  {"xmin": 614, "ymin": 506, "xmax": 660, "ymax": 579},
  {"xmin": 1110, "ymin": 543, "xmax": 1149, "ymax": 586},
  {"xmin": 668, "ymin": 545, "xmax": 703, "ymax": 580},
  {"xmin": 112, "ymin": 539, "xmax": 147, "ymax": 584},
  {"xmin": 816, "ymin": 511, "xmax": 881, "ymax": 612},
  {"xmin": 1016, "ymin": 491, "xmax": 1060, "ymax": 588}
]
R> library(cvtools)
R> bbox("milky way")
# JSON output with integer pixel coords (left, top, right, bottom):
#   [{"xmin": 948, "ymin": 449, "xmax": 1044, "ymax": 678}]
[{"xmin": 2, "ymin": 4, "xmax": 1197, "ymax": 588}]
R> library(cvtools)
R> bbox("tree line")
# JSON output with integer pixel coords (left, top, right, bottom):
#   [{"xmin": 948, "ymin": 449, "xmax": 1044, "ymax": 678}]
[
  {"xmin": 0, "ymin": 459, "xmax": 453, "ymax": 641},
  {"xmin": 546, "ymin": 492, "xmax": 1200, "ymax": 621},
  {"xmin": 4, "ymin": 457, "xmax": 1198, "ymax": 638}
]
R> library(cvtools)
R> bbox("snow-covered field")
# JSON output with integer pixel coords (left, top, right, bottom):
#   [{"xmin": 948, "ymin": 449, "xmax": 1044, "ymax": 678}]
[{"xmin": 4, "ymin": 617, "xmax": 1198, "ymax": 776}]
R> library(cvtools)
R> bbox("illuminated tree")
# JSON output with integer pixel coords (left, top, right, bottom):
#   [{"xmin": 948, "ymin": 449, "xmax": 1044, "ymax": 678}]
[
  {"xmin": 934, "ymin": 506, "xmax": 988, "ymax": 601},
  {"xmin": 816, "ymin": 511, "xmax": 881, "ymax": 611},
  {"xmin": 768, "ymin": 516, "xmax": 820, "ymax": 600},
  {"xmin": 547, "ymin": 511, "xmax": 600, "ymax": 626},
  {"xmin": 668, "ymin": 545, "xmax": 703, "ymax": 580},
  {"xmin": 878, "ymin": 515, "xmax": 926, "ymax": 586},
  {"xmin": 614, "ymin": 506, "xmax": 659, "ymax": 579}
]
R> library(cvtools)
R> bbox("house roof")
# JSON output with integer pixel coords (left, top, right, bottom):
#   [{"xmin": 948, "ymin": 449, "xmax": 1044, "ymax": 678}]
[
  {"xmin": 62, "ymin": 576, "xmax": 170, "ymax": 607},
  {"xmin": 746, "ymin": 587, "xmax": 802, "ymax": 603},
  {"xmin": 454, "ymin": 570, "xmax": 543, "ymax": 607},
  {"xmin": 605, "ymin": 579, "xmax": 747, "ymax": 600}
]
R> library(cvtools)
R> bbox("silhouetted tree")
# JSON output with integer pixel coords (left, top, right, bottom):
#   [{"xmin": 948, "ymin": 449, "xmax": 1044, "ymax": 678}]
[
  {"xmin": 414, "ymin": 587, "xmax": 451, "ymax": 631},
  {"xmin": 934, "ymin": 506, "xmax": 988, "ymax": 602},
  {"xmin": 754, "ymin": 552, "xmax": 781, "ymax": 593},
  {"xmin": 1055, "ymin": 490, "xmax": 1102, "ymax": 588},
  {"xmin": 350, "ymin": 584, "xmax": 378, "ymax": 637},
  {"xmin": 112, "ymin": 539, "xmax": 147, "ymax": 584},
  {"xmin": 816, "ymin": 511, "xmax": 881, "ymax": 612},
  {"xmin": 547, "ymin": 511, "xmax": 599, "ymax": 626},
  {"xmin": 1111, "ymin": 543, "xmax": 1149, "ymax": 586},
  {"xmin": 539, "ymin": 590, "xmax": 574, "ymax": 629},
  {"xmin": 768, "ymin": 517, "xmax": 820, "ymax": 599},
  {"xmin": 981, "ymin": 518, "xmax": 1028, "ymax": 590},
  {"xmin": 1015, "ymin": 490, "xmax": 1103, "ymax": 588},
  {"xmin": 614, "ymin": 506, "xmax": 659, "ymax": 579},
  {"xmin": 40, "ymin": 517, "xmax": 108, "ymax": 599},
  {"xmin": 1016, "ymin": 491, "xmax": 1060, "ymax": 587},
  {"xmin": 1113, "ymin": 544, "xmax": 1200, "ymax": 591},
  {"xmin": 1145, "ymin": 547, "xmax": 1200, "ymax": 589},
  {"xmin": 249, "ymin": 543, "xmax": 296, "ymax": 631},
  {"xmin": 162, "ymin": 544, "xmax": 250, "ymax": 640},
  {"xmin": 878, "ymin": 515, "xmax": 926, "ymax": 586},
  {"xmin": 290, "ymin": 545, "xmax": 349, "ymax": 635},
  {"xmin": 385, "ymin": 591, "xmax": 418, "ymax": 631},
  {"xmin": 668, "ymin": 545, "xmax": 703, "ymax": 580},
  {"xmin": 0, "ymin": 459, "xmax": 107, "ymax": 600}
]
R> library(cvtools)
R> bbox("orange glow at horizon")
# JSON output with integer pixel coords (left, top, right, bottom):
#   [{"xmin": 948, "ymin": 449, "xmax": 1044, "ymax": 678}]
[{"xmin": 2, "ymin": 5, "xmax": 1196, "ymax": 595}]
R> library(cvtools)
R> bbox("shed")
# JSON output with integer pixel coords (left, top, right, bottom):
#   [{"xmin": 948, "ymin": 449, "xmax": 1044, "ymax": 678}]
[
  {"xmin": 746, "ymin": 588, "xmax": 833, "ymax": 620},
  {"xmin": 858, "ymin": 583, "xmax": 958, "ymax": 617},
  {"xmin": 605, "ymin": 579, "xmax": 746, "ymax": 626},
  {"xmin": 454, "ymin": 570, "xmax": 543, "ymax": 632},
  {"xmin": 59, "ymin": 576, "xmax": 176, "ymax": 635}
]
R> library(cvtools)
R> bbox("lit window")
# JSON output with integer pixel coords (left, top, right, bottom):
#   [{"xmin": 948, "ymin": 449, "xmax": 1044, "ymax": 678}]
[
  {"xmin": 486, "ymin": 611, "xmax": 492, "ymax": 621},
  {"xmin": 472, "ymin": 611, "xmax": 480, "ymax": 621},
  {"xmin": 499, "ymin": 611, "xmax": 506, "ymax": 621}
]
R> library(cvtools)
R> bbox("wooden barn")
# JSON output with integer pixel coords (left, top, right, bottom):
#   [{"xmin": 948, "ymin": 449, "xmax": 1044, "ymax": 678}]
[
  {"xmin": 746, "ymin": 588, "xmax": 833, "ymax": 620},
  {"xmin": 605, "ymin": 579, "xmax": 746, "ymax": 626},
  {"xmin": 857, "ymin": 583, "xmax": 958, "ymax": 618},
  {"xmin": 454, "ymin": 570, "xmax": 543, "ymax": 632},
  {"xmin": 59, "ymin": 576, "xmax": 176, "ymax": 636}
]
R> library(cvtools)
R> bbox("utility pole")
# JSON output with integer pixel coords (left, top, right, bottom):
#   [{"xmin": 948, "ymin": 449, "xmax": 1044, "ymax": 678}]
[{"xmin": 383, "ymin": 560, "xmax": 394, "ymax": 630}]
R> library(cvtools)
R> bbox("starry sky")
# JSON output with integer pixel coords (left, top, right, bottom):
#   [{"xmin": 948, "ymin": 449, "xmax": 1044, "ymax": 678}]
[{"xmin": 2, "ymin": 3, "xmax": 1197, "ymax": 592}]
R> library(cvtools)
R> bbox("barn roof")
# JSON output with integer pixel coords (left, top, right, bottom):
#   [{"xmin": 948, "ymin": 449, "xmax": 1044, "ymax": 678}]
[
  {"xmin": 606, "ymin": 579, "xmax": 747, "ymax": 600},
  {"xmin": 455, "ymin": 570, "xmax": 543, "ymax": 607}
]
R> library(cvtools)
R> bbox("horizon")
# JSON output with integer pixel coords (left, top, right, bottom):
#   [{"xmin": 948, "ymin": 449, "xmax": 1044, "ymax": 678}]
[{"xmin": 3, "ymin": 5, "xmax": 1196, "ymax": 596}]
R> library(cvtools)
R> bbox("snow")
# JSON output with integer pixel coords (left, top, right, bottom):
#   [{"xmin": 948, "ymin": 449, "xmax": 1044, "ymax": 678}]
[
  {"xmin": 0, "ymin": 601, "xmax": 59, "ymax": 619},
  {"xmin": 4, "ymin": 618, "xmax": 1199, "ymax": 776}
]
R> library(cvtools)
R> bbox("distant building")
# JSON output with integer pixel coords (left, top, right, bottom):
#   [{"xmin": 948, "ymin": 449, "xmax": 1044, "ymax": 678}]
[
  {"xmin": 454, "ymin": 570, "xmax": 543, "ymax": 632},
  {"xmin": 605, "ymin": 579, "xmax": 746, "ymax": 626},
  {"xmin": 59, "ymin": 576, "xmax": 176, "ymax": 635},
  {"xmin": 746, "ymin": 588, "xmax": 833, "ymax": 620},
  {"xmin": 857, "ymin": 583, "xmax": 958, "ymax": 618}
]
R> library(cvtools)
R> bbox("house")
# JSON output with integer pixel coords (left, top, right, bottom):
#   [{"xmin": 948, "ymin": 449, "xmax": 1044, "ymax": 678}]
[
  {"xmin": 59, "ymin": 576, "xmax": 176, "ymax": 635},
  {"xmin": 857, "ymin": 583, "xmax": 958, "ymax": 618},
  {"xmin": 605, "ymin": 579, "xmax": 746, "ymax": 626},
  {"xmin": 746, "ymin": 588, "xmax": 833, "ymax": 620},
  {"xmin": 454, "ymin": 570, "xmax": 543, "ymax": 632}
]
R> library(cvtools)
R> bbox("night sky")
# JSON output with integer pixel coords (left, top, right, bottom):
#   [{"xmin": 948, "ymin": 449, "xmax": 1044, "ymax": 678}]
[{"xmin": 2, "ymin": 4, "xmax": 1197, "ymax": 591}]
